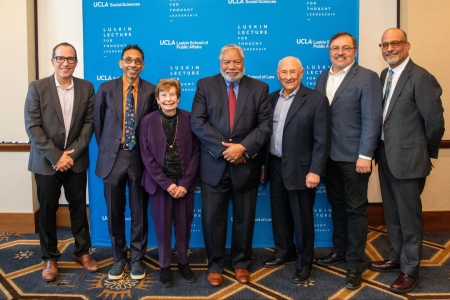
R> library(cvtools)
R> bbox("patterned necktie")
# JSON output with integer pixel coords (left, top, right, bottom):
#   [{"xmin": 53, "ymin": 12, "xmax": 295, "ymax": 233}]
[
  {"xmin": 124, "ymin": 84, "xmax": 136, "ymax": 149},
  {"xmin": 380, "ymin": 69, "xmax": 393, "ymax": 140},
  {"xmin": 228, "ymin": 83, "xmax": 236, "ymax": 131}
]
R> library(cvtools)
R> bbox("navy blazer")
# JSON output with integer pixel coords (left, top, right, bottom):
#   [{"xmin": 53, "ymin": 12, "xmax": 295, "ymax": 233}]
[
  {"xmin": 93, "ymin": 77, "xmax": 157, "ymax": 179},
  {"xmin": 191, "ymin": 74, "xmax": 272, "ymax": 190},
  {"xmin": 139, "ymin": 109, "xmax": 200, "ymax": 194},
  {"xmin": 266, "ymin": 85, "xmax": 331, "ymax": 190},
  {"xmin": 316, "ymin": 63, "xmax": 383, "ymax": 162}
]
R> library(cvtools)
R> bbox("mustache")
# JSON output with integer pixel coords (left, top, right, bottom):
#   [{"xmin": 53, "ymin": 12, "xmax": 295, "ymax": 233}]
[{"xmin": 334, "ymin": 54, "xmax": 346, "ymax": 59}]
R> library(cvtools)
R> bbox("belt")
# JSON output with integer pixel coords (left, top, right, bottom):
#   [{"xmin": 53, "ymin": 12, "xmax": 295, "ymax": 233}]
[{"xmin": 119, "ymin": 144, "xmax": 134, "ymax": 151}]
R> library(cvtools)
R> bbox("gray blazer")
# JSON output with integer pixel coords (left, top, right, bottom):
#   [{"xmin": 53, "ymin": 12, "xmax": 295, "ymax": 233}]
[
  {"xmin": 380, "ymin": 59, "xmax": 445, "ymax": 179},
  {"xmin": 316, "ymin": 63, "xmax": 383, "ymax": 162},
  {"xmin": 24, "ymin": 75, "xmax": 94, "ymax": 175}
]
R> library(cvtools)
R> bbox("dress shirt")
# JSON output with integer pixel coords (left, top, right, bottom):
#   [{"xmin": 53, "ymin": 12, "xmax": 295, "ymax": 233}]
[
  {"xmin": 224, "ymin": 78, "xmax": 240, "ymax": 100},
  {"xmin": 269, "ymin": 86, "xmax": 299, "ymax": 157},
  {"xmin": 326, "ymin": 61, "xmax": 355, "ymax": 105},
  {"xmin": 120, "ymin": 76, "xmax": 139, "ymax": 144},
  {"xmin": 382, "ymin": 57, "xmax": 410, "ymax": 122},
  {"xmin": 54, "ymin": 74, "xmax": 74, "ymax": 148}
]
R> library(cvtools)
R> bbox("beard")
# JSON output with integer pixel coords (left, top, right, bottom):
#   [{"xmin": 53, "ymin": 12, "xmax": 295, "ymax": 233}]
[{"xmin": 221, "ymin": 68, "xmax": 245, "ymax": 83}]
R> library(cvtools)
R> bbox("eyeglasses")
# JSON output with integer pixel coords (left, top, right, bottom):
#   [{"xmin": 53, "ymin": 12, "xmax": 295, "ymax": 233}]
[
  {"xmin": 329, "ymin": 46, "xmax": 355, "ymax": 53},
  {"xmin": 122, "ymin": 57, "xmax": 144, "ymax": 65},
  {"xmin": 379, "ymin": 40, "xmax": 406, "ymax": 50},
  {"xmin": 54, "ymin": 56, "xmax": 77, "ymax": 64}
]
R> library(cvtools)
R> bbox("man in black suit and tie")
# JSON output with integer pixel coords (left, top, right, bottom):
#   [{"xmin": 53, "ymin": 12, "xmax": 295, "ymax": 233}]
[
  {"xmin": 315, "ymin": 32, "xmax": 383, "ymax": 289},
  {"xmin": 24, "ymin": 42, "xmax": 99, "ymax": 281},
  {"xmin": 93, "ymin": 44, "xmax": 157, "ymax": 280},
  {"xmin": 262, "ymin": 56, "xmax": 331, "ymax": 284},
  {"xmin": 369, "ymin": 28, "xmax": 445, "ymax": 294},
  {"xmin": 191, "ymin": 44, "xmax": 272, "ymax": 287}
]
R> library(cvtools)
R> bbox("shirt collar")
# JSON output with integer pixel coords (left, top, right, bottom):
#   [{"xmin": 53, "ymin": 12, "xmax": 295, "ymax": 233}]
[
  {"xmin": 329, "ymin": 60, "xmax": 355, "ymax": 75},
  {"xmin": 279, "ymin": 85, "xmax": 300, "ymax": 100},
  {"xmin": 54, "ymin": 74, "xmax": 74, "ymax": 89},
  {"xmin": 122, "ymin": 76, "xmax": 139, "ymax": 93},
  {"xmin": 224, "ymin": 78, "xmax": 241, "ymax": 88},
  {"xmin": 390, "ymin": 56, "xmax": 410, "ymax": 74}
]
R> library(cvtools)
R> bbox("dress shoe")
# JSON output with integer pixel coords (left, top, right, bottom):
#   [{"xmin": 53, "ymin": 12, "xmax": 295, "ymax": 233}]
[
  {"xmin": 369, "ymin": 259, "xmax": 400, "ymax": 273},
  {"xmin": 315, "ymin": 252, "xmax": 345, "ymax": 266},
  {"xmin": 207, "ymin": 272, "xmax": 223, "ymax": 287},
  {"xmin": 178, "ymin": 263, "xmax": 196, "ymax": 283},
  {"xmin": 263, "ymin": 256, "xmax": 297, "ymax": 268},
  {"xmin": 42, "ymin": 260, "xmax": 58, "ymax": 281},
  {"xmin": 160, "ymin": 267, "xmax": 173, "ymax": 287},
  {"xmin": 75, "ymin": 254, "xmax": 99, "ymax": 272},
  {"xmin": 345, "ymin": 270, "xmax": 362, "ymax": 290},
  {"xmin": 292, "ymin": 268, "xmax": 311, "ymax": 284},
  {"xmin": 235, "ymin": 268, "xmax": 250, "ymax": 284},
  {"xmin": 390, "ymin": 272, "xmax": 420, "ymax": 294}
]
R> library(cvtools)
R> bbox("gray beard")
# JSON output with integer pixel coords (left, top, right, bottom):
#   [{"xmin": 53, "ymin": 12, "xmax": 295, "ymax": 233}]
[{"xmin": 221, "ymin": 69, "xmax": 245, "ymax": 83}]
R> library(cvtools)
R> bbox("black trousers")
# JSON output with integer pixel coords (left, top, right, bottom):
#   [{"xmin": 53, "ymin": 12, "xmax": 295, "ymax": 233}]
[{"xmin": 35, "ymin": 170, "xmax": 91, "ymax": 261}]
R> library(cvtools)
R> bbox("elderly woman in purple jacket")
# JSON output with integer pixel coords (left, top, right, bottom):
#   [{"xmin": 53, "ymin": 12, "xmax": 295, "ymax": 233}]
[{"xmin": 140, "ymin": 79, "xmax": 199, "ymax": 287}]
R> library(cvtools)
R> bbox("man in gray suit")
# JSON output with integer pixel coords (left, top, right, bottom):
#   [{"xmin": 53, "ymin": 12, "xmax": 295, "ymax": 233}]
[
  {"xmin": 24, "ymin": 42, "xmax": 98, "ymax": 282},
  {"xmin": 94, "ymin": 44, "xmax": 157, "ymax": 280},
  {"xmin": 369, "ymin": 28, "xmax": 444, "ymax": 294},
  {"xmin": 315, "ymin": 32, "xmax": 383, "ymax": 289}
]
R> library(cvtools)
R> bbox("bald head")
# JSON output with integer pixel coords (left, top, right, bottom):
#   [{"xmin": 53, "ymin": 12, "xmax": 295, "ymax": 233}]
[{"xmin": 276, "ymin": 56, "xmax": 304, "ymax": 97}]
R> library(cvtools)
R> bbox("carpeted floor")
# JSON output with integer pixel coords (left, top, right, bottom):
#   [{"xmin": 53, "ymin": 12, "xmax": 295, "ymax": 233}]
[{"xmin": 1, "ymin": 226, "xmax": 449, "ymax": 299}]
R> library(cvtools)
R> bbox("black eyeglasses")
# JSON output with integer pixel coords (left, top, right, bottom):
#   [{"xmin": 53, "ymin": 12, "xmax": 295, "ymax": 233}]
[
  {"xmin": 54, "ymin": 56, "xmax": 77, "ymax": 64},
  {"xmin": 329, "ymin": 45, "xmax": 355, "ymax": 53},
  {"xmin": 379, "ymin": 40, "xmax": 406, "ymax": 50},
  {"xmin": 122, "ymin": 57, "xmax": 144, "ymax": 65}
]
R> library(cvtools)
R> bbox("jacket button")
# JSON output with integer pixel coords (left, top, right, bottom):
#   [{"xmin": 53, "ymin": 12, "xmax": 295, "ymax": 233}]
[{"xmin": 229, "ymin": 138, "xmax": 232, "ymax": 142}]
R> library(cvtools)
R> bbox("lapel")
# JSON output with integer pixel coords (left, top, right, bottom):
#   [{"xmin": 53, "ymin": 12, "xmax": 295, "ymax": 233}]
[
  {"xmin": 285, "ymin": 85, "xmax": 306, "ymax": 128},
  {"xmin": 113, "ymin": 78, "xmax": 123, "ymax": 124},
  {"xmin": 136, "ymin": 78, "xmax": 147, "ymax": 121},
  {"xmin": 69, "ymin": 78, "xmax": 80, "ymax": 130},
  {"xmin": 48, "ymin": 75, "xmax": 65, "ymax": 127},
  {"xmin": 232, "ymin": 75, "xmax": 250, "ymax": 132},
  {"xmin": 331, "ymin": 63, "xmax": 358, "ymax": 106},
  {"xmin": 384, "ymin": 59, "xmax": 413, "ymax": 121}
]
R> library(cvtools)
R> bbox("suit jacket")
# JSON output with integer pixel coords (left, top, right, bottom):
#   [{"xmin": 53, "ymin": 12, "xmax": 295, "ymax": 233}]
[
  {"xmin": 191, "ymin": 74, "xmax": 272, "ymax": 190},
  {"xmin": 24, "ymin": 74, "xmax": 94, "ymax": 175},
  {"xmin": 316, "ymin": 63, "xmax": 383, "ymax": 162},
  {"xmin": 266, "ymin": 85, "xmax": 331, "ymax": 190},
  {"xmin": 93, "ymin": 77, "xmax": 157, "ymax": 179},
  {"xmin": 380, "ymin": 59, "xmax": 445, "ymax": 179},
  {"xmin": 139, "ymin": 109, "xmax": 200, "ymax": 195}
]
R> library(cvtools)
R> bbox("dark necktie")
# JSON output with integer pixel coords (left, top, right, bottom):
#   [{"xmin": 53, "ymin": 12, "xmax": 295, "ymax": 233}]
[
  {"xmin": 380, "ymin": 69, "xmax": 393, "ymax": 140},
  {"xmin": 228, "ymin": 83, "xmax": 236, "ymax": 131},
  {"xmin": 125, "ymin": 84, "xmax": 136, "ymax": 149}
]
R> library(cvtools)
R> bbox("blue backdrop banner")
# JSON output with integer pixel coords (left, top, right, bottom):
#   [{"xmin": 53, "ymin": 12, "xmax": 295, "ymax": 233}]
[{"xmin": 83, "ymin": 0, "xmax": 359, "ymax": 248}]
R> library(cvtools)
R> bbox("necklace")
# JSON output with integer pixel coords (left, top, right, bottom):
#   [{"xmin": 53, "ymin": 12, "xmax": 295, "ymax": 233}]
[{"xmin": 160, "ymin": 114, "xmax": 178, "ymax": 148}]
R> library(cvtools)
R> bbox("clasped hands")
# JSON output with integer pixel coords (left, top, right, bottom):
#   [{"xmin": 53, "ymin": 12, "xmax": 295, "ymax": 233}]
[
  {"xmin": 52, "ymin": 149, "xmax": 74, "ymax": 172},
  {"xmin": 221, "ymin": 142, "xmax": 246, "ymax": 165},
  {"xmin": 167, "ymin": 184, "xmax": 187, "ymax": 198}
]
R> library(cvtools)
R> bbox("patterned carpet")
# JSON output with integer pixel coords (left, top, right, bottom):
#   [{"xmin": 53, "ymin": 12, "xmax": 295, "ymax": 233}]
[{"xmin": 1, "ymin": 226, "xmax": 449, "ymax": 300}]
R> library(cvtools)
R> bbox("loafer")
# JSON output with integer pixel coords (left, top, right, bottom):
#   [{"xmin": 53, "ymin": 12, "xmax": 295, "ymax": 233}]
[
  {"xmin": 263, "ymin": 256, "xmax": 297, "ymax": 268},
  {"xmin": 390, "ymin": 272, "xmax": 420, "ymax": 294},
  {"xmin": 160, "ymin": 267, "xmax": 173, "ymax": 287},
  {"xmin": 369, "ymin": 259, "xmax": 400, "ymax": 273},
  {"xmin": 42, "ymin": 260, "xmax": 58, "ymax": 281},
  {"xmin": 108, "ymin": 258, "xmax": 127, "ymax": 280},
  {"xmin": 292, "ymin": 268, "xmax": 311, "ymax": 284},
  {"xmin": 235, "ymin": 268, "xmax": 250, "ymax": 284},
  {"xmin": 75, "ymin": 254, "xmax": 99, "ymax": 272},
  {"xmin": 345, "ymin": 270, "xmax": 362, "ymax": 290},
  {"xmin": 178, "ymin": 263, "xmax": 195, "ymax": 283},
  {"xmin": 130, "ymin": 260, "xmax": 146, "ymax": 280},
  {"xmin": 315, "ymin": 252, "xmax": 345, "ymax": 266},
  {"xmin": 207, "ymin": 272, "xmax": 223, "ymax": 287}
]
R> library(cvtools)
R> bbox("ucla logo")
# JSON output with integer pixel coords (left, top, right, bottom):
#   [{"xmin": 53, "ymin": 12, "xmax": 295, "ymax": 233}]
[
  {"xmin": 228, "ymin": 0, "xmax": 244, "ymax": 4},
  {"xmin": 297, "ymin": 39, "xmax": 312, "ymax": 45},
  {"xmin": 97, "ymin": 75, "xmax": 114, "ymax": 81},
  {"xmin": 93, "ymin": 1, "xmax": 108, "ymax": 7},
  {"xmin": 160, "ymin": 40, "xmax": 175, "ymax": 46}
]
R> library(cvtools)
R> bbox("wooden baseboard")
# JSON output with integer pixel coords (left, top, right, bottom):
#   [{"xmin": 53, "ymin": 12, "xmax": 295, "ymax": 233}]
[{"xmin": 0, "ymin": 210, "xmax": 39, "ymax": 233}]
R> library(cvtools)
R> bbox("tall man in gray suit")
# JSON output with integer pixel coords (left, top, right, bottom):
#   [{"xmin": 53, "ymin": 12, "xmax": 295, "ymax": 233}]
[
  {"xmin": 25, "ymin": 42, "xmax": 99, "ymax": 282},
  {"xmin": 369, "ymin": 28, "xmax": 445, "ymax": 294},
  {"xmin": 94, "ymin": 44, "xmax": 157, "ymax": 280},
  {"xmin": 315, "ymin": 32, "xmax": 383, "ymax": 289},
  {"xmin": 262, "ymin": 56, "xmax": 331, "ymax": 284},
  {"xmin": 191, "ymin": 44, "xmax": 272, "ymax": 287}
]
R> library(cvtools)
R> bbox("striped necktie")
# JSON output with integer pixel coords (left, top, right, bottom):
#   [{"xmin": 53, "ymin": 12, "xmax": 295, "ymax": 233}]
[{"xmin": 380, "ymin": 69, "xmax": 393, "ymax": 140}]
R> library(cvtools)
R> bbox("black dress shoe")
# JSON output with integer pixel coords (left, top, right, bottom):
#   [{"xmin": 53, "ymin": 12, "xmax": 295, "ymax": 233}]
[
  {"xmin": 178, "ymin": 263, "xmax": 196, "ymax": 283},
  {"xmin": 345, "ymin": 270, "xmax": 362, "ymax": 290},
  {"xmin": 390, "ymin": 272, "xmax": 420, "ymax": 294},
  {"xmin": 263, "ymin": 256, "xmax": 297, "ymax": 268},
  {"xmin": 160, "ymin": 267, "xmax": 173, "ymax": 287},
  {"xmin": 292, "ymin": 268, "xmax": 311, "ymax": 284},
  {"xmin": 369, "ymin": 259, "xmax": 400, "ymax": 272},
  {"xmin": 315, "ymin": 252, "xmax": 345, "ymax": 266}
]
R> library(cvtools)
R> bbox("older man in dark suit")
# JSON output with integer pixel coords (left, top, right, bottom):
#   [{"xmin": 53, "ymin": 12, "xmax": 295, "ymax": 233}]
[
  {"xmin": 191, "ymin": 44, "xmax": 272, "ymax": 287},
  {"xmin": 24, "ymin": 42, "xmax": 98, "ymax": 282},
  {"xmin": 93, "ymin": 44, "xmax": 157, "ymax": 280},
  {"xmin": 369, "ymin": 28, "xmax": 445, "ymax": 294},
  {"xmin": 262, "ymin": 56, "xmax": 331, "ymax": 284},
  {"xmin": 315, "ymin": 32, "xmax": 383, "ymax": 289}
]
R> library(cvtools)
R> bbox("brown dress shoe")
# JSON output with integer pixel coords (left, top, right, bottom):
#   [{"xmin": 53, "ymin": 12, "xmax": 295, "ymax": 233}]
[
  {"xmin": 235, "ymin": 268, "xmax": 250, "ymax": 284},
  {"xmin": 369, "ymin": 259, "xmax": 400, "ymax": 272},
  {"xmin": 390, "ymin": 272, "xmax": 420, "ymax": 294},
  {"xmin": 75, "ymin": 254, "xmax": 99, "ymax": 272},
  {"xmin": 207, "ymin": 272, "xmax": 223, "ymax": 287},
  {"xmin": 42, "ymin": 260, "xmax": 58, "ymax": 281}
]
